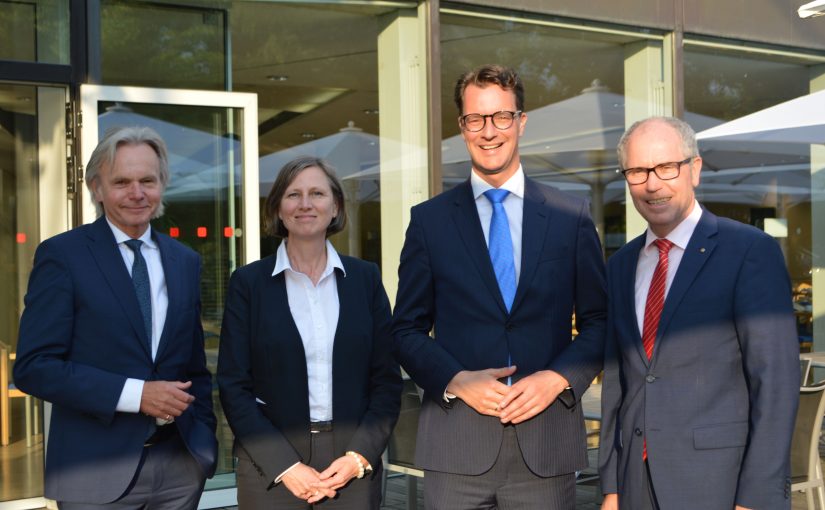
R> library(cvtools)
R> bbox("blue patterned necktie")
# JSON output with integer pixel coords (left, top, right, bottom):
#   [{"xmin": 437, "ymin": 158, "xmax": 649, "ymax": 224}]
[
  {"xmin": 484, "ymin": 189, "xmax": 517, "ymax": 312},
  {"xmin": 124, "ymin": 239, "xmax": 152, "ymax": 347}
]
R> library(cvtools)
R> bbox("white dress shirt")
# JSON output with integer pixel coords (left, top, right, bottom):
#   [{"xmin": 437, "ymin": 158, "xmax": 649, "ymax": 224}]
[
  {"xmin": 634, "ymin": 200, "xmax": 703, "ymax": 335},
  {"xmin": 272, "ymin": 239, "xmax": 344, "ymax": 423},
  {"xmin": 108, "ymin": 219, "xmax": 169, "ymax": 414},
  {"xmin": 470, "ymin": 166, "xmax": 524, "ymax": 281}
]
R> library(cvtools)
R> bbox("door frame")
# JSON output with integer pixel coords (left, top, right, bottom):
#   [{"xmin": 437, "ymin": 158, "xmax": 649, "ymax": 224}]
[
  {"xmin": 79, "ymin": 85, "xmax": 260, "ymax": 264},
  {"xmin": 77, "ymin": 84, "xmax": 260, "ymax": 508}
]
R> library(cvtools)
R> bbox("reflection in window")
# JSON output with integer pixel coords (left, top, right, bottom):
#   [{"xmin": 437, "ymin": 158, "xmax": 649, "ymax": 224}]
[
  {"xmin": 0, "ymin": 0, "xmax": 69, "ymax": 64},
  {"xmin": 230, "ymin": 2, "xmax": 400, "ymax": 265},
  {"xmin": 100, "ymin": 1, "xmax": 226, "ymax": 89},
  {"xmin": 685, "ymin": 45, "xmax": 818, "ymax": 348},
  {"xmin": 97, "ymin": 102, "xmax": 243, "ymax": 479},
  {"xmin": 440, "ymin": 10, "xmax": 645, "ymax": 256}
]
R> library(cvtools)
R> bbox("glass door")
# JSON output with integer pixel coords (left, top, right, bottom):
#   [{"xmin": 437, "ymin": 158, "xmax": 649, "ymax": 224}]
[
  {"xmin": 80, "ymin": 85, "xmax": 259, "ymax": 509},
  {"xmin": 0, "ymin": 83, "xmax": 69, "ymax": 509}
]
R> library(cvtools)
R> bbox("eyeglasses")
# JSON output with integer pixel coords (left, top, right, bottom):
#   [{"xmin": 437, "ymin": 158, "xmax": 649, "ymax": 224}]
[
  {"xmin": 459, "ymin": 110, "xmax": 522, "ymax": 132},
  {"xmin": 618, "ymin": 157, "xmax": 695, "ymax": 185}
]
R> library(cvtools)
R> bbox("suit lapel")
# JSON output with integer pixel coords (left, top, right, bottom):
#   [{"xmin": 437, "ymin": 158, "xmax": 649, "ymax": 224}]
[
  {"xmin": 512, "ymin": 179, "xmax": 548, "ymax": 313},
  {"xmin": 450, "ymin": 180, "xmax": 508, "ymax": 314},
  {"xmin": 617, "ymin": 233, "xmax": 650, "ymax": 365},
  {"xmin": 650, "ymin": 210, "xmax": 718, "ymax": 365},
  {"xmin": 86, "ymin": 217, "xmax": 152, "ymax": 360},
  {"xmin": 154, "ymin": 232, "xmax": 179, "ymax": 362}
]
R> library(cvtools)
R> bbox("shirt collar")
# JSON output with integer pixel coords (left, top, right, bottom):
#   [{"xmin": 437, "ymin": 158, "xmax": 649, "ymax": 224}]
[
  {"xmin": 471, "ymin": 165, "xmax": 525, "ymax": 200},
  {"xmin": 106, "ymin": 217, "xmax": 156, "ymax": 249},
  {"xmin": 272, "ymin": 239, "xmax": 345, "ymax": 278},
  {"xmin": 644, "ymin": 199, "xmax": 702, "ymax": 251}
]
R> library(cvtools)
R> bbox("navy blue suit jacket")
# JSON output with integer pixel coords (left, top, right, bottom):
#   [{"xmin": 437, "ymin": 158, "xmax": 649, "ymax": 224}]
[
  {"xmin": 392, "ymin": 178, "xmax": 607, "ymax": 476},
  {"xmin": 14, "ymin": 216, "xmax": 217, "ymax": 503},
  {"xmin": 217, "ymin": 254, "xmax": 401, "ymax": 487},
  {"xmin": 599, "ymin": 209, "xmax": 799, "ymax": 509}
]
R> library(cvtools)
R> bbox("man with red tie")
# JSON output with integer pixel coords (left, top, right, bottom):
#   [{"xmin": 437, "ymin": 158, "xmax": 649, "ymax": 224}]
[{"xmin": 598, "ymin": 116, "xmax": 799, "ymax": 510}]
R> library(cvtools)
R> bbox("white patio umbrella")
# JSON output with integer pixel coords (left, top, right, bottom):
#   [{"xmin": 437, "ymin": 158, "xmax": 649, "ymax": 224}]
[
  {"xmin": 258, "ymin": 121, "xmax": 385, "ymax": 256},
  {"xmin": 98, "ymin": 105, "xmax": 242, "ymax": 202},
  {"xmin": 695, "ymin": 88, "xmax": 825, "ymax": 144}
]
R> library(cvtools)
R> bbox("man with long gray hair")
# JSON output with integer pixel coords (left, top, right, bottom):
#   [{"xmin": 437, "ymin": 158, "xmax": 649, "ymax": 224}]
[{"xmin": 14, "ymin": 126, "xmax": 217, "ymax": 509}]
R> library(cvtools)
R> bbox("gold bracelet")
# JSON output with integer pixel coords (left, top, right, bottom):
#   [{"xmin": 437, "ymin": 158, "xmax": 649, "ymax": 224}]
[{"xmin": 346, "ymin": 451, "xmax": 365, "ymax": 479}]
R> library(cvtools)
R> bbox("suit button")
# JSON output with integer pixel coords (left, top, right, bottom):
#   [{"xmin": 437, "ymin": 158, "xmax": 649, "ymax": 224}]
[
  {"xmin": 645, "ymin": 375, "xmax": 656, "ymax": 383},
  {"xmin": 505, "ymin": 322, "xmax": 514, "ymax": 331},
  {"xmin": 634, "ymin": 428, "xmax": 642, "ymax": 436}
]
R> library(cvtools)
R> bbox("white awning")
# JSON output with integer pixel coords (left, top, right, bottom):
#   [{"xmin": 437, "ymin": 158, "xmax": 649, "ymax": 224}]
[{"xmin": 695, "ymin": 89, "xmax": 825, "ymax": 144}]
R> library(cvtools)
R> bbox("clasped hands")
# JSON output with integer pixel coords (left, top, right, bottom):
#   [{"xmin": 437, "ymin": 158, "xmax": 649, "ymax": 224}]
[
  {"xmin": 446, "ymin": 366, "xmax": 569, "ymax": 424},
  {"xmin": 282, "ymin": 452, "xmax": 368, "ymax": 503}
]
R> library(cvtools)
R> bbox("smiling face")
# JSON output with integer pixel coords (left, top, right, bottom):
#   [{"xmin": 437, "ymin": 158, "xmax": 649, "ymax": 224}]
[
  {"xmin": 278, "ymin": 165, "xmax": 339, "ymax": 242},
  {"xmin": 459, "ymin": 83, "xmax": 527, "ymax": 187},
  {"xmin": 624, "ymin": 120, "xmax": 702, "ymax": 238},
  {"xmin": 92, "ymin": 143, "xmax": 162, "ymax": 239}
]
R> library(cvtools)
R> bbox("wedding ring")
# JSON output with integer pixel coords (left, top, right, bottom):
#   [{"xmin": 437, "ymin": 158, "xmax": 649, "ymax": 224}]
[{"xmin": 165, "ymin": 414, "xmax": 171, "ymax": 421}]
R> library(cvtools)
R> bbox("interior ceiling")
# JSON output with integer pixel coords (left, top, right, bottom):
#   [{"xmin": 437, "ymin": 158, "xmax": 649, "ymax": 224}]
[{"xmin": 1, "ymin": 3, "xmax": 817, "ymax": 163}]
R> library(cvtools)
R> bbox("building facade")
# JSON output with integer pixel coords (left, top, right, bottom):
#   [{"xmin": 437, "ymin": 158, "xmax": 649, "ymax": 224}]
[{"xmin": 1, "ymin": 0, "xmax": 824, "ymax": 507}]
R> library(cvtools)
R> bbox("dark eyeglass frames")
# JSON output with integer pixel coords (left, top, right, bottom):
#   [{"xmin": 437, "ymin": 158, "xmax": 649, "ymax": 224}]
[
  {"xmin": 618, "ymin": 157, "xmax": 695, "ymax": 185},
  {"xmin": 459, "ymin": 110, "xmax": 522, "ymax": 132}
]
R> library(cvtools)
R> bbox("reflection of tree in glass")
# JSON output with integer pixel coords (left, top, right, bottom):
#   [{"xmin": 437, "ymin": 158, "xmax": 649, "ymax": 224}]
[{"xmin": 101, "ymin": 2, "xmax": 225, "ymax": 90}]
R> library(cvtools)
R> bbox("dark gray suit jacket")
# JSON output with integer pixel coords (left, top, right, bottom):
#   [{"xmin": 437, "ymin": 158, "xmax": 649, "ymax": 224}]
[
  {"xmin": 392, "ymin": 178, "xmax": 607, "ymax": 476},
  {"xmin": 599, "ymin": 209, "xmax": 799, "ymax": 509}
]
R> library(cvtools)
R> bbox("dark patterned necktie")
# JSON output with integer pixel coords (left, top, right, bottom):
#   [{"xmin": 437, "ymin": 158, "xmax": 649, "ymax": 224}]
[{"xmin": 124, "ymin": 239, "xmax": 152, "ymax": 347}]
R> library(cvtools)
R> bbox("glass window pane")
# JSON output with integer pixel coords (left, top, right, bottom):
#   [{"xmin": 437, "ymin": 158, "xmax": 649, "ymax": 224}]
[
  {"xmin": 0, "ymin": 83, "xmax": 67, "ymax": 501},
  {"xmin": 100, "ymin": 1, "xmax": 226, "ymax": 89},
  {"xmin": 685, "ymin": 45, "xmax": 817, "ymax": 350},
  {"xmin": 441, "ymin": 11, "xmax": 645, "ymax": 256},
  {"xmin": 0, "ymin": 0, "xmax": 69, "ymax": 64},
  {"xmin": 230, "ymin": 2, "xmax": 398, "ymax": 264},
  {"xmin": 96, "ymin": 102, "xmax": 244, "ymax": 481}
]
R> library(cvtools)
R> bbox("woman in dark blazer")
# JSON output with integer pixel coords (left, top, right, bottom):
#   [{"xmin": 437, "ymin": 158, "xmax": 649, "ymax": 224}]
[{"xmin": 218, "ymin": 156, "xmax": 401, "ymax": 509}]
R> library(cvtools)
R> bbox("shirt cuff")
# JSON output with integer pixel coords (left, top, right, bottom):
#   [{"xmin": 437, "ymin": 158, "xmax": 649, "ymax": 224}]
[
  {"xmin": 443, "ymin": 391, "xmax": 456, "ymax": 403},
  {"xmin": 274, "ymin": 462, "xmax": 301, "ymax": 484},
  {"xmin": 116, "ymin": 378, "xmax": 144, "ymax": 413}
]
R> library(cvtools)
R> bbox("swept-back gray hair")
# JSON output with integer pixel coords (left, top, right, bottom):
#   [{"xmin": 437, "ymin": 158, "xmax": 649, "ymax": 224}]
[
  {"xmin": 617, "ymin": 116, "xmax": 699, "ymax": 169},
  {"xmin": 85, "ymin": 126, "xmax": 170, "ymax": 217}
]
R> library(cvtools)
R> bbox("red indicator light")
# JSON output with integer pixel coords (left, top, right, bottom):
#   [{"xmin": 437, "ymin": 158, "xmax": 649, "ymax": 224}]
[
  {"xmin": 169, "ymin": 227, "xmax": 180, "ymax": 238},
  {"xmin": 16, "ymin": 232, "xmax": 26, "ymax": 244},
  {"xmin": 224, "ymin": 227, "xmax": 233, "ymax": 238},
  {"xmin": 197, "ymin": 227, "xmax": 207, "ymax": 238}
]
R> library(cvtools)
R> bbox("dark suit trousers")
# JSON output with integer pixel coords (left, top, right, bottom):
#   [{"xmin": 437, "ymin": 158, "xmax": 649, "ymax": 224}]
[
  {"xmin": 58, "ymin": 431, "xmax": 205, "ymax": 510},
  {"xmin": 236, "ymin": 430, "xmax": 382, "ymax": 509},
  {"xmin": 424, "ymin": 425, "xmax": 575, "ymax": 510}
]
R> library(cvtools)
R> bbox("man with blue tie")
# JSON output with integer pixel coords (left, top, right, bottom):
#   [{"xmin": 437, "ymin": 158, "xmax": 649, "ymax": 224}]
[
  {"xmin": 598, "ymin": 117, "xmax": 799, "ymax": 510},
  {"xmin": 392, "ymin": 64, "xmax": 607, "ymax": 509},
  {"xmin": 14, "ymin": 126, "xmax": 218, "ymax": 509}
]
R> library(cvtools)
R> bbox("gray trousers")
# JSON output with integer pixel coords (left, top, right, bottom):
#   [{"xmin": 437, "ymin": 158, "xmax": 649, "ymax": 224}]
[
  {"xmin": 424, "ymin": 425, "xmax": 576, "ymax": 510},
  {"xmin": 59, "ymin": 432, "xmax": 205, "ymax": 510}
]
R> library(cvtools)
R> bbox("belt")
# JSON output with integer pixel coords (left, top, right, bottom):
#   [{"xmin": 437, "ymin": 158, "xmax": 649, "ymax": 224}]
[
  {"xmin": 144, "ymin": 423, "xmax": 177, "ymax": 447},
  {"xmin": 310, "ymin": 421, "xmax": 333, "ymax": 433}
]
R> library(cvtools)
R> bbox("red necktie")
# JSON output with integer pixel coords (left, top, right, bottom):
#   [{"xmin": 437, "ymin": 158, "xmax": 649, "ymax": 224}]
[
  {"xmin": 642, "ymin": 239, "xmax": 674, "ymax": 360},
  {"xmin": 642, "ymin": 238, "xmax": 673, "ymax": 460}
]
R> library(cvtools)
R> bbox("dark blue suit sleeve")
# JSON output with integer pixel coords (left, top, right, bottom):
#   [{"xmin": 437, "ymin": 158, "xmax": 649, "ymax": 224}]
[
  {"xmin": 217, "ymin": 268, "xmax": 302, "ymax": 483},
  {"xmin": 392, "ymin": 208, "xmax": 465, "ymax": 402},
  {"xmin": 548, "ymin": 199, "xmax": 607, "ymax": 402},
  {"xmin": 14, "ymin": 240, "xmax": 126, "ymax": 423},
  {"xmin": 733, "ymin": 234, "xmax": 799, "ymax": 508},
  {"xmin": 345, "ymin": 263, "xmax": 402, "ymax": 465}
]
